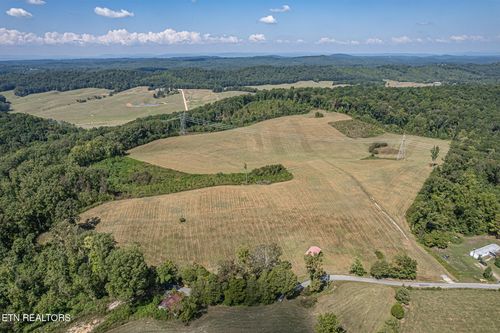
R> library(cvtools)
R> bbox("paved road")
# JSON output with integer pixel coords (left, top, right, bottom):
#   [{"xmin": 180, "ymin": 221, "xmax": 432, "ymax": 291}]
[{"xmin": 299, "ymin": 274, "xmax": 500, "ymax": 290}]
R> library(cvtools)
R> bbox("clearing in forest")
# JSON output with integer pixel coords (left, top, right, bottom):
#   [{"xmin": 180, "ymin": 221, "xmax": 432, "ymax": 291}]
[
  {"xmin": 384, "ymin": 80, "xmax": 442, "ymax": 88},
  {"xmin": 248, "ymin": 80, "xmax": 343, "ymax": 90},
  {"xmin": 3, "ymin": 87, "xmax": 245, "ymax": 128},
  {"xmin": 82, "ymin": 111, "xmax": 450, "ymax": 279}
]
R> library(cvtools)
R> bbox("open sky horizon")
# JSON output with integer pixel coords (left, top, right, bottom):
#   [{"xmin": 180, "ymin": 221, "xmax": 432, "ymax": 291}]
[{"xmin": 1, "ymin": 0, "xmax": 500, "ymax": 59}]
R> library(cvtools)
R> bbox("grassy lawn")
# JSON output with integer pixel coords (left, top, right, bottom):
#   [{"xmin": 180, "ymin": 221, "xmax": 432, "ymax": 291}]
[
  {"xmin": 430, "ymin": 236, "xmax": 500, "ymax": 282},
  {"xmin": 402, "ymin": 289, "xmax": 500, "ymax": 333}
]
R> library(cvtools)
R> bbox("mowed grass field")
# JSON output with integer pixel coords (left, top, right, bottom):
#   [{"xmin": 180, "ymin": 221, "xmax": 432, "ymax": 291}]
[
  {"xmin": 3, "ymin": 87, "xmax": 245, "ymax": 128},
  {"xmin": 183, "ymin": 89, "xmax": 247, "ymax": 109},
  {"xmin": 82, "ymin": 111, "xmax": 450, "ymax": 280},
  {"xmin": 107, "ymin": 302, "xmax": 314, "ymax": 333},
  {"xmin": 313, "ymin": 282, "xmax": 395, "ymax": 333},
  {"xmin": 384, "ymin": 79, "xmax": 442, "ymax": 88},
  {"xmin": 103, "ymin": 282, "xmax": 392, "ymax": 333},
  {"xmin": 248, "ymin": 80, "xmax": 341, "ymax": 90},
  {"xmin": 402, "ymin": 289, "xmax": 500, "ymax": 333}
]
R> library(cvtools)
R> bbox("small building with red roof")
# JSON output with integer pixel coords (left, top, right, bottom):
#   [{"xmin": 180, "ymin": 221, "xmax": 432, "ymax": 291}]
[{"xmin": 305, "ymin": 246, "xmax": 322, "ymax": 256}]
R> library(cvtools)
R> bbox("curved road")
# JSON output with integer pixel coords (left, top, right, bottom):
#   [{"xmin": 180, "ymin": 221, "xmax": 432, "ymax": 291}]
[{"xmin": 299, "ymin": 274, "xmax": 500, "ymax": 290}]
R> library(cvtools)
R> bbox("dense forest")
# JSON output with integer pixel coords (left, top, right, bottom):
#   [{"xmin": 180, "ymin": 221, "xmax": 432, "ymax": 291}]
[
  {"xmin": 0, "ymin": 81, "xmax": 498, "ymax": 331},
  {"xmin": 2, "ymin": 54, "xmax": 500, "ymax": 71},
  {"xmin": 2, "ymin": 61, "xmax": 500, "ymax": 96}
]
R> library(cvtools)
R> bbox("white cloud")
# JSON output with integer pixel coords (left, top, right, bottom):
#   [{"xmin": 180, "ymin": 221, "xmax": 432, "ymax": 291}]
[
  {"xmin": 203, "ymin": 34, "xmax": 240, "ymax": 44},
  {"xmin": 27, "ymin": 0, "xmax": 46, "ymax": 5},
  {"xmin": 317, "ymin": 37, "xmax": 360, "ymax": 45},
  {"xmin": 449, "ymin": 34, "xmax": 485, "ymax": 42},
  {"xmin": 391, "ymin": 36, "xmax": 412, "ymax": 44},
  {"xmin": 259, "ymin": 15, "xmax": 277, "ymax": 24},
  {"xmin": 94, "ymin": 7, "xmax": 134, "ymax": 19},
  {"xmin": 270, "ymin": 5, "xmax": 291, "ymax": 13},
  {"xmin": 366, "ymin": 38, "xmax": 383, "ymax": 45},
  {"xmin": 0, "ymin": 27, "xmax": 241, "ymax": 46},
  {"xmin": 6, "ymin": 8, "xmax": 32, "ymax": 17},
  {"xmin": 0, "ymin": 28, "xmax": 40, "ymax": 44},
  {"xmin": 249, "ymin": 33, "xmax": 266, "ymax": 42}
]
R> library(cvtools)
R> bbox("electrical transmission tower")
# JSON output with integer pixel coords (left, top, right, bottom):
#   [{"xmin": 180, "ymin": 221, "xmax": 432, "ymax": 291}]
[
  {"xmin": 397, "ymin": 134, "xmax": 406, "ymax": 160},
  {"xmin": 180, "ymin": 111, "xmax": 186, "ymax": 135}
]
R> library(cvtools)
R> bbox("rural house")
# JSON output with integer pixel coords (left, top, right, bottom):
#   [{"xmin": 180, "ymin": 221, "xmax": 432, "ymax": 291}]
[{"xmin": 469, "ymin": 244, "xmax": 500, "ymax": 259}]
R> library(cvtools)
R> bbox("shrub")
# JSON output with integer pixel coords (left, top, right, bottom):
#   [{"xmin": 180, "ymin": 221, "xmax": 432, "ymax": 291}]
[
  {"xmin": 314, "ymin": 111, "xmax": 324, "ymax": 118},
  {"xmin": 374, "ymin": 250, "xmax": 385, "ymax": 260},
  {"xmin": 349, "ymin": 258, "xmax": 366, "ymax": 276},
  {"xmin": 315, "ymin": 313, "xmax": 346, "ymax": 333},
  {"xmin": 369, "ymin": 142, "xmax": 388, "ymax": 154},
  {"xmin": 483, "ymin": 267, "xmax": 493, "ymax": 280},
  {"xmin": 495, "ymin": 257, "xmax": 500, "ymax": 269},
  {"xmin": 391, "ymin": 254, "xmax": 417, "ymax": 280},
  {"xmin": 298, "ymin": 296, "xmax": 317, "ymax": 308},
  {"xmin": 370, "ymin": 260, "xmax": 391, "ymax": 279},
  {"xmin": 391, "ymin": 303, "xmax": 405, "ymax": 320},
  {"xmin": 249, "ymin": 164, "xmax": 287, "ymax": 177},
  {"xmin": 179, "ymin": 217, "xmax": 186, "ymax": 223},
  {"xmin": 395, "ymin": 287, "xmax": 410, "ymax": 305},
  {"xmin": 129, "ymin": 171, "xmax": 153, "ymax": 185}
]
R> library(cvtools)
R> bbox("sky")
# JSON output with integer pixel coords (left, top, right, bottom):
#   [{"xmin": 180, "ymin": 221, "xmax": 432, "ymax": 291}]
[{"xmin": 1, "ymin": 0, "xmax": 500, "ymax": 59}]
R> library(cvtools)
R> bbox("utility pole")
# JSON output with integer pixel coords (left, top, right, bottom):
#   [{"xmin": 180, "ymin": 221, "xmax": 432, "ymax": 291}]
[
  {"xmin": 397, "ymin": 134, "xmax": 406, "ymax": 160},
  {"xmin": 244, "ymin": 163, "xmax": 248, "ymax": 184}
]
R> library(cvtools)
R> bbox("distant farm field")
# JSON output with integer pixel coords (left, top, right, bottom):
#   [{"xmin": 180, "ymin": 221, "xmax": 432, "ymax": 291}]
[
  {"xmin": 249, "ymin": 80, "xmax": 340, "ymax": 90},
  {"xmin": 384, "ymin": 79, "xmax": 442, "ymax": 88},
  {"xmin": 402, "ymin": 289, "xmax": 500, "ymax": 333},
  {"xmin": 82, "ymin": 111, "xmax": 450, "ymax": 280},
  {"xmin": 3, "ymin": 87, "xmax": 245, "ymax": 128}
]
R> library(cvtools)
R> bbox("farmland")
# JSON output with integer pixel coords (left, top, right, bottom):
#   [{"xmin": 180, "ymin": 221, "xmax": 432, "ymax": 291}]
[
  {"xmin": 248, "ymin": 80, "xmax": 339, "ymax": 90},
  {"xmin": 3, "ymin": 87, "xmax": 245, "ymax": 128},
  {"xmin": 384, "ymin": 80, "xmax": 442, "ymax": 88},
  {"xmin": 82, "ymin": 111, "xmax": 450, "ymax": 279},
  {"xmin": 402, "ymin": 289, "xmax": 500, "ymax": 333}
]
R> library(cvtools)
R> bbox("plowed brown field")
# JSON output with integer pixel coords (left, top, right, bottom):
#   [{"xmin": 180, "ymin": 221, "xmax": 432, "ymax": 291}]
[{"xmin": 82, "ymin": 111, "xmax": 450, "ymax": 279}]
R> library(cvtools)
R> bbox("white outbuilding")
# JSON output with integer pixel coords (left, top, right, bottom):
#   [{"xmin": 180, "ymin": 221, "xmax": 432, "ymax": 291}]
[{"xmin": 469, "ymin": 244, "xmax": 500, "ymax": 259}]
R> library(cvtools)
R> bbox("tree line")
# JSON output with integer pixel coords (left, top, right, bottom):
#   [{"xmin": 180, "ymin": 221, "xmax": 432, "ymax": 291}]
[
  {"xmin": 2, "ymin": 62, "xmax": 500, "ymax": 97},
  {"xmin": 0, "ymin": 95, "xmax": 10, "ymax": 112}
]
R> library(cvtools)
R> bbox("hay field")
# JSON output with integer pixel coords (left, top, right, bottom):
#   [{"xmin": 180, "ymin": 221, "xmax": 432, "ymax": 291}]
[
  {"xmin": 313, "ymin": 282, "xmax": 395, "ymax": 333},
  {"xmin": 401, "ymin": 289, "xmax": 500, "ymax": 333},
  {"xmin": 83, "ymin": 111, "xmax": 450, "ymax": 280},
  {"xmin": 384, "ymin": 80, "xmax": 442, "ymax": 88},
  {"xmin": 182, "ymin": 89, "xmax": 248, "ymax": 109},
  {"xmin": 4, "ymin": 87, "xmax": 244, "ymax": 128},
  {"xmin": 248, "ymin": 80, "xmax": 341, "ymax": 90},
  {"xmin": 107, "ymin": 302, "xmax": 314, "ymax": 333}
]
